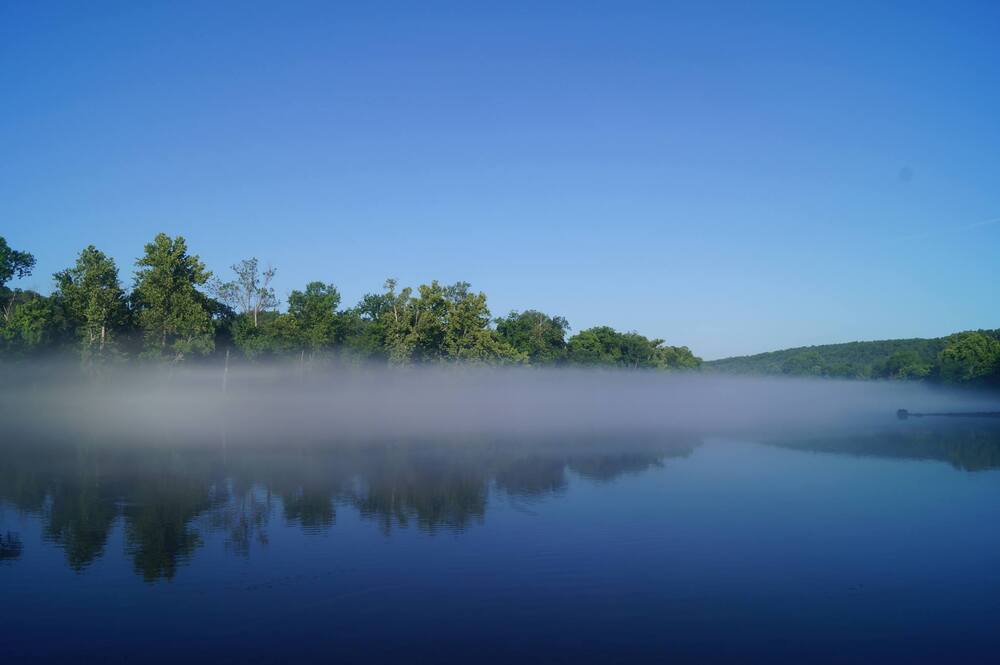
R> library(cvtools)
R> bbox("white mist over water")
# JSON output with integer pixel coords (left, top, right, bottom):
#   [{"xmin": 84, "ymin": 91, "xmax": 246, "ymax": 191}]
[{"xmin": 3, "ymin": 363, "xmax": 997, "ymax": 444}]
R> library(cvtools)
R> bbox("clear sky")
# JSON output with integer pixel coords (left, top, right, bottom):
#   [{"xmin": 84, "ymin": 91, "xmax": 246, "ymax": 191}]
[{"xmin": 2, "ymin": 1, "xmax": 998, "ymax": 359}]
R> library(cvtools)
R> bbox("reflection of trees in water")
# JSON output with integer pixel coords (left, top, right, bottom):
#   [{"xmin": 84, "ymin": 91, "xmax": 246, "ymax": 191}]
[
  {"xmin": 120, "ymin": 453, "xmax": 220, "ymax": 581},
  {"xmin": 208, "ymin": 482, "xmax": 272, "ymax": 557},
  {"xmin": 769, "ymin": 423, "xmax": 1000, "ymax": 471},
  {"xmin": 493, "ymin": 457, "xmax": 568, "ymax": 497},
  {"xmin": 45, "ymin": 480, "xmax": 119, "ymax": 571},
  {"xmin": 0, "ymin": 442, "xmax": 224, "ymax": 580},
  {"xmin": 0, "ymin": 434, "xmax": 698, "ymax": 578},
  {"xmin": 0, "ymin": 443, "xmax": 120, "ymax": 570},
  {"xmin": 569, "ymin": 453, "xmax": 665, "ymax": 482},
  {"xmin": 491, "ymin": 445, "xmax": 678, "ymax": 497},
  {"xmin": 6, "ymin": 424, "xmax": 995, "ymax": 581},
  {"xmin": 1, "ymin": 531, "xmax": 22, "ymax": 562},
  {"xmin": 353, "ymin": 445, "xmax": 489, "ymax": 533},
  {"xmin": 229, "ymin": 453, "xmax": 349, "ymax": 534}
]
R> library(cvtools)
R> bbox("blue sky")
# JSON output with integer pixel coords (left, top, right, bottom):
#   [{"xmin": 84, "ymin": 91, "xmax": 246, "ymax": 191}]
[{"xmin": 1, "ymin": 1, "xmax": 997, "ymax": 359}]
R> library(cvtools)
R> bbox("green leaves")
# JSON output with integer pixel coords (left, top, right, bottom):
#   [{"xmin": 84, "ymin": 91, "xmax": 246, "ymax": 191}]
[
  {"xmin": 879, "ymin": 349, "xmax": 932, "ymax": 380},
  {"xmin": 0, "ymin": 236, "xmax": 36, "ymax": 289},
  {"xmin": 232, "ymin": 312, "xmax": 302, "ymax": 358},
  {"xmin": 11, "ymin": 229, "xmax": 1000, "ymax": 389},
  {"xmin": 0, "ymin": 293, "xmax": 63, "ymax": 355},
  {"xmin": 132, "ymin": 234, "xmax": 214, "ymax": 361},
  {"xmin": 496, "ymin": 310, "xmax": 569, "ymax": 365},
  {"xmin": 288, "ymin": 282, "xmax": 342, "ymax": 353},
  {"xmin": 706, "ymin": 333, "xmax": 1000, "ymax": 385},
  {"xmin": 938, "ymin": 332, "xmax": 1000, "ymax": 385},
  {"xmin": 3, "ymin": 228, "xmax": 998, "ymax": 388},
  {"xmin": 567, "ymin": 326, "xmax": 702, "ymax": 370},
  {"xmin": 1, "ymin": 234, "xmax": 710, "ymax": 370},
  {"xmin": 377, "ymin": 279, "xmax": 524, "ymax": 365},
  {"xmin": 54, "ymin": 245, "xmax": 128, "ymax": 364}
]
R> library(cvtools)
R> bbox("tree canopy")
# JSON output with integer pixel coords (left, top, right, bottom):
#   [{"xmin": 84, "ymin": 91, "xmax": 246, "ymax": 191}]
[
  {"xmin": 705, "ymin": 332, "xmax": 1000, "ymax": 386},
  {"xmin": 0, "ymin": 234, "xmax": 703, "ymax": 371},
  {"xmin": 6, "ymin": 232, "xmax": 998, "ymax": 388},
  {"xmin": 131, "ymin": 233, "xmax": 214, "ymax": 361},
  {"xmin": 0, "ymin": 236, "xmax": 35, "ymax": 289},
  {"xmin": 496, "ymin": 310, "xmax": 569, "ymax": 365},
  {"xmin": 566, "ymin": 326, "xmax": 701, "ymax": 370},
  {"xmin": 938, "ymin": 332, "xmax": 1000, "ymax": 385},
  {"xmin": 54, "ymin": 245, "xmax": 128, "ymax": 364}
]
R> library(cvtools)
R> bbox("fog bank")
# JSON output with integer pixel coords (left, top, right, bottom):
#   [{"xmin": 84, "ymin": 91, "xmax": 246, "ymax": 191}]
[{"xmin": 4, "ymin": 363, "xmax": 997, "ymax": 445}]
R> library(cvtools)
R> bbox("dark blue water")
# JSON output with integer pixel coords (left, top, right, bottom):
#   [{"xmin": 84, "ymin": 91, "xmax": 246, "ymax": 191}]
[{"xmin": 3, "ymin": 423, "xmax": 1000, "ymax": 663}]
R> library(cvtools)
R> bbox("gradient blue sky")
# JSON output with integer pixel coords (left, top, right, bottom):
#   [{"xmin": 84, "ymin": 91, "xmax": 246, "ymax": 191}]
[{"xmin": 2, "ymin": 1, "xmax": 997, "ymax": 359}]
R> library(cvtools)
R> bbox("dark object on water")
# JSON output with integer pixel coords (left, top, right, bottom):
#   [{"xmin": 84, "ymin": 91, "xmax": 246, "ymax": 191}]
[
  {"xmin": 0, "ymin": 531, "xmax": 22, "ymax": 561},
  {"xmin": 897, "ymin": 408, "xmax": 1000, "ymax": 420}
]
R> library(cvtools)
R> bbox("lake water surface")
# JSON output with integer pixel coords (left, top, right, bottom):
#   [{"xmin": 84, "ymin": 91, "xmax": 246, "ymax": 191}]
[{"xmin": 3, "ymin": 417, "xmax": 1000, "ymax": 663}]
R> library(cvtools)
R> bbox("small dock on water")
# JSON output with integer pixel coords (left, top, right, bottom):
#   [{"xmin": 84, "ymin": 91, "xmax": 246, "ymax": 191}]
[{"xmin": 897, "ymin": 409, "xmax": 1000, "ymax": 420}]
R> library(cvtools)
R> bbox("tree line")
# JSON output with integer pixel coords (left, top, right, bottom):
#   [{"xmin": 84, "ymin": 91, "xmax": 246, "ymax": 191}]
[
  {"xmin": 704, "ymin": 332, "xmax": 1000, "ymax": 387},
  {"xmin": 0, "ymin": 234, "xmax": 702, "ymax": 370}
]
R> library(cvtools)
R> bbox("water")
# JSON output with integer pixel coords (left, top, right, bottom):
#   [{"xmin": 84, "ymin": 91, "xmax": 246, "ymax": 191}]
[{"xmin": 3, "ymin": 420, "xmax": 1000, "ymax": 663}]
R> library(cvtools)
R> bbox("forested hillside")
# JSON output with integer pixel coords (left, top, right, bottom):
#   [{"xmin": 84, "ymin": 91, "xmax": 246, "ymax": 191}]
[{"xmin": 706, "ymin": 332, "xmax": 1000, "ymax": 386}]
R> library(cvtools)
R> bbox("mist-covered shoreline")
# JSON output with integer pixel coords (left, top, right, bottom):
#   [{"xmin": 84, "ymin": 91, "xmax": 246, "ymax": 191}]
[{"xmin": 5, "ymin": 363, "xmax": 998, "ymax": 446}]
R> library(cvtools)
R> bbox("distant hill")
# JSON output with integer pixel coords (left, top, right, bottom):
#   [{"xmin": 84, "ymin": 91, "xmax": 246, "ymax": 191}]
[{"xmin": 705, "ymin": 330, "xmax": 1000, "ymax": 384}]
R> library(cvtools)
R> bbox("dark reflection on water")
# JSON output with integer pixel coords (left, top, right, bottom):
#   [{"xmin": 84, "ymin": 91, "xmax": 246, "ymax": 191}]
[
  {"xmin": 767, "ymin": 420, "xmax": 1000, "ymax": 471},
  {"xmin": 0, "ymin": 434, "xmax": 696, "ymax": 580},
  {"xmin": 4, "ymin": 421, "xmax": 1000, "ymax": 663},
  {"xmin": 0, "ymin": 531, "xmax": 22, "ymax": 562}
]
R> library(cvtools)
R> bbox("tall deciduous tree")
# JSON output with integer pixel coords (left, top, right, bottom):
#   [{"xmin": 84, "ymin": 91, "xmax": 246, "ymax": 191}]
[
  {"xmin": 55, "ymin": 246, "xmax": 128, "ymax": 362},
  {"xmin": 442, "ymin": 283, "xmax": 522, "ymax": 363},
  {"xmin": 0, "ymin": 236, "xmax": 35, "ymax": 289},
  {"xmin": 1, "ymin": 236, "xmax": 37, "ymax": 325},
  {"xmin": 287, "ymin": 281, "xmax": 341, "ymax": 353},
  {"xmin": 132, "ymin": 233, "xmax": 214, "ymax": 361},
  {"xmin": 381, "ymin": 279, "xmax": 420, "ymax": 363},
  {"xmin": 211, "ymin": 258, "xmax": 277, "ymax": 327}
]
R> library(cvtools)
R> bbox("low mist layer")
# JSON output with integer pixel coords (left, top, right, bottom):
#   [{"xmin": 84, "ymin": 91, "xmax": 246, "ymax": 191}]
[{"xmin": 4, "ymin": 363, "xmax": 997, "ymax": 445}]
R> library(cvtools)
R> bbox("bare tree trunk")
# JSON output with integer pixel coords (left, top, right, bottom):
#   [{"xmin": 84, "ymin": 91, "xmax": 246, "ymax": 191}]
[{"xmin": 2, "ymin": 293, "xmax": 14, "ymax": 323}]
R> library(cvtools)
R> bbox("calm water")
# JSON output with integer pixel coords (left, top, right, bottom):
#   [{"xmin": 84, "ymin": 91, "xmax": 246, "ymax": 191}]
[{"xmin": 3, "ymin": 421, "xmax": 1000, "ymax": 663}]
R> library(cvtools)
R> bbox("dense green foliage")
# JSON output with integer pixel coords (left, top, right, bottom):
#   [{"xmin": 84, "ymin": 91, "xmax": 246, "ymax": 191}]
[
  {"xmin": 4, "ymin": 232, "xmax": 994, "ymax": 386},
  {"xmin": 566, "ymin": 326, "xmax": 701, "ymax": 370},
  {"xmin": 0, "ymin": 234, "xmax": 701, "ymax": 371},
  {"xmin": 0, "ymin": 236, "xmax": 36, "ymax": 289},
  {"xmin": 131, "ymin": 234, "xmax": 216, "ymax": 361},
  {"xmin": 706, "ymin": 332, "xmax": 1000, "ymax": 387},
  {"xmin": 495, "ymin": 310, "xmax": 569, "ymax": 364},
  {"xmin": 54, "ymin": 246, "xmax": 129, "ymax": 365}
]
